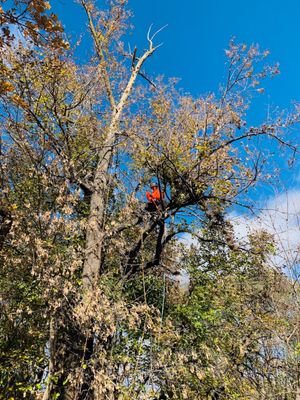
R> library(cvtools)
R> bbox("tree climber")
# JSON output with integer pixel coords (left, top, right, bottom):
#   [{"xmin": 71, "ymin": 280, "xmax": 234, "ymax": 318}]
[{"xmin": 145, "ymin": 182, "xmax": 163, "ymax": 212}]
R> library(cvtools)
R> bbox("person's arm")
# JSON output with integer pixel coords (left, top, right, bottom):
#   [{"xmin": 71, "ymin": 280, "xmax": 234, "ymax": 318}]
[{"xmin": 146, "ymin": 191, "xmax": 152, "ymax": 202}]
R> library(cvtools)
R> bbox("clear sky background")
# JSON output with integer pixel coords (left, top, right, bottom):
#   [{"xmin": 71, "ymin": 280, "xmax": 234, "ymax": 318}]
[{"xmin": 51, "ymin": 1, "xmax": 300, "ymax": 255}]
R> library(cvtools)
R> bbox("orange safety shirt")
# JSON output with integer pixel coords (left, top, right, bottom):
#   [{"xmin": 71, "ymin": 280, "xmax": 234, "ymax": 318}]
[{"xmin": 146, "ymin": 188, "xmax": 162, "ymax": 203}]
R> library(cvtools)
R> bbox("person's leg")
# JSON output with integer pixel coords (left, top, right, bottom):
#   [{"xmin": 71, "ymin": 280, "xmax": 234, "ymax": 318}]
[{"xmin": 145, "ymin": 202, "xmax": 156, "ymax": 212}]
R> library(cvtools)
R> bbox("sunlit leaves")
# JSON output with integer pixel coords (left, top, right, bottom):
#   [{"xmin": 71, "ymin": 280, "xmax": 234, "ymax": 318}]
[{"xmin": 0, "ymin": 0, "xmax": 67, "ymax": 49}]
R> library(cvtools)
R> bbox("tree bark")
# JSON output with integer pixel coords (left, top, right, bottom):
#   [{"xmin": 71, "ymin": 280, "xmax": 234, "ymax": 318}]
[
  {"xmin": 42, "ymin": 318, "xmax": 56, "ymax": 400},
  {"xmin": 82, "ymin": 47, "xmax": 157, "ymax": 291},
  {"xmin": 57, "ymin": 5, "xmax": 160, "ymax": 399}
]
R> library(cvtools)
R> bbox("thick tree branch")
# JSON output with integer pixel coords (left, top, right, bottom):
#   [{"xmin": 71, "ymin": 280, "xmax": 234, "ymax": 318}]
[{"xmin": 82, "ymin": 19, "xmax": 161, "ymax": 290}]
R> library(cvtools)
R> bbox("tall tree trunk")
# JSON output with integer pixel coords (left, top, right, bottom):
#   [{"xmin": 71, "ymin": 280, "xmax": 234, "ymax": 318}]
[
  {"xmin": 53, "ymin": 3, "xmax": 160, "ymax": 399},
  {"xmin": 81, "ymin": 32, "xmax": 158, "ymax": 291}
]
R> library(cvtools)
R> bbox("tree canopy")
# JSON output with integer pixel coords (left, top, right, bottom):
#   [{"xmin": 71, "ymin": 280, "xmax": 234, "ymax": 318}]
[{"xmin": 0, "ymin": 1, "xmax": 300, "ymax": 399}]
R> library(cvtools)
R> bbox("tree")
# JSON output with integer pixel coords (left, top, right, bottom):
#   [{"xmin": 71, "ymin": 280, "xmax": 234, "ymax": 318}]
[
  {"xmin": 0, "ymin": 0, "xmax": 65, "ymax": 48},
  {"xmin": 160, "ymin": 228, "xmax": 300, "ymax": 399},
  {"xmin": 0, "ymin": 0, "xmax": 299, "ymax": 399}
]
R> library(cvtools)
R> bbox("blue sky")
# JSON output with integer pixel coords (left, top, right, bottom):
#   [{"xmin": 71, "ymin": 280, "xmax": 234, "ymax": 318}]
[{"xmin": 53, "ymin": 0, "xmax": 300, "ymax": 197}]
